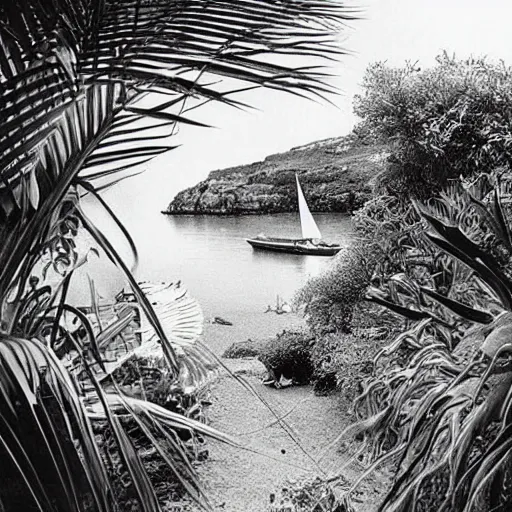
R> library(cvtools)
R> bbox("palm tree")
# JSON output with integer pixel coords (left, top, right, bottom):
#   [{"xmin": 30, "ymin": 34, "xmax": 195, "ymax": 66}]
[{"xmin": 0, "ymin": 1, "xmax": 356, "ymax": 510}]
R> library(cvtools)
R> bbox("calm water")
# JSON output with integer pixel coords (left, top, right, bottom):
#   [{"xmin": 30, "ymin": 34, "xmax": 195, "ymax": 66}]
[{"xmin": 73, "ymin": 204, "xmax": 353, "ymax": 318}]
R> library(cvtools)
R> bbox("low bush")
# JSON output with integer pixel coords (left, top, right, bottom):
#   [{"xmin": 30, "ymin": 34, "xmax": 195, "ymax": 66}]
[
  {"xmin": 292, "ymin": 225, "xmax": 400, "ymax": 399},
  {"xmin": 222, "ymin": 339, "xmax": 268, "ymax": 359},
  {"xmin": 268, "ymin": 476, "xmax": 352, "ymax": 512},
  {"xmin": 258, "ymin": 330, "xmax": 315, "ymax": 385},
  {"xmin": 310, "ymin": 302, "xmax": 400, "ymax": 399},
  {"xmin": 111, "ymin": 354, "xmax": 207, "ymax": 420}
]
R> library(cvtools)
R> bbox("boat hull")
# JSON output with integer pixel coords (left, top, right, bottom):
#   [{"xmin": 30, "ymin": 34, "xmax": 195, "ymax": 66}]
[{"xmin": 246, "ymin": 237, "xmax": 341, "ymax": 256}]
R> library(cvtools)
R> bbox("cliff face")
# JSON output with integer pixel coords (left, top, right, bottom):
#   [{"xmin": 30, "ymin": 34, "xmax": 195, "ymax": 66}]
[{"xmin": 164, "ymin": 134, "xmax": 388, "ymax": 215}]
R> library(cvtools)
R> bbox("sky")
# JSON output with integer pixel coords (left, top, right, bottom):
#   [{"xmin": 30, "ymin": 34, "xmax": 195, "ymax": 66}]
[{"xmin": 106, "ymin": 0, "xmax": 512, "ymax": 212}]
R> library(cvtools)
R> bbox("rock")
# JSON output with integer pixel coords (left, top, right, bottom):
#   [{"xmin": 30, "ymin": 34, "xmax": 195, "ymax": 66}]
[
  {"xmin": 281, "ymin": 303, "xmax": 292, "ymax": 313},
  {"xmin": 163, "ymin": 133, "xmax": 388, "ymax": 215}
]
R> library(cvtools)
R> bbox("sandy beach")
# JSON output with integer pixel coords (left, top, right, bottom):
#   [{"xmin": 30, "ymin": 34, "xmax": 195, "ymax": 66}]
[{"xmin": 180, "ymin": 312, "xmax": 384, "ymax": 512}]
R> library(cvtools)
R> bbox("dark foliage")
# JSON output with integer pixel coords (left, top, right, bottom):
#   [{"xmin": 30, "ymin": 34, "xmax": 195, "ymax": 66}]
[
  {"xmin": 354, "ymin": 53, "xmax": 512, "ymax": 198},
  {"xmin": 258, "ymin": 330, "xmax": 315, "ymax": 385},
  {"xmin": 295, "ymin": 243, "xmax": 376, "ymax": 334}
]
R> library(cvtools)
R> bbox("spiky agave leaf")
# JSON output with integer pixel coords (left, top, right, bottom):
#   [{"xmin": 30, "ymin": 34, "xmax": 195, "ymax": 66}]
[
  {"xmin": 351, "ymin": 181, "xmax": 512, "ymax": 512},
  {"xmin": 415, "ymin": 200, "xmax": 512, "ymax": 309},
  {"xmin": 419, "ymin": 286, "xmax": 494, "ymax": 325}
]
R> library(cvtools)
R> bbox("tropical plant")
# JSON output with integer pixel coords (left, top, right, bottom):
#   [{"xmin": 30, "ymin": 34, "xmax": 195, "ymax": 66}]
[
  {"xmin": 0, "ymin": 1, "xmax": 356, "ymax": 510},
  {"xmin": 353, "ymin": 195, "xmax": 431, "ymax": 285},
  {"xmin": 342, "ymin": 176, "xmax": 512, "ymax": 512},
  {"xmin": 309, "ymin": 317, "xmax": 385, "ymax": 399}
]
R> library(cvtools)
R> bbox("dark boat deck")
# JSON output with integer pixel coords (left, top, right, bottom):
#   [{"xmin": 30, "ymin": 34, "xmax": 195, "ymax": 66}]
[{"xmin": 246, "ymin": 237, "xmax": 342, "ymax": 256}]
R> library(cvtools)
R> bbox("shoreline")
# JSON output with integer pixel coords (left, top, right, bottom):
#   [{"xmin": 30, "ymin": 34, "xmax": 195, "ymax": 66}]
[
  {"xmin": 180, "ymin": 312, "xmax": 385, "ymax": 512},
  {"xmin": 203, "ymin": 311, "xmax": 305, "ymax": 358},
  {"xmin": 161, "ymin": 210, "xmax": 354, "ymax": 216}
]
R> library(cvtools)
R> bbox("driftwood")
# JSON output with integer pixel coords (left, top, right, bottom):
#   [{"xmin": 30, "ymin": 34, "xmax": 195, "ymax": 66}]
[{"xmin": 212, "ymin": 316, "xmax": 233, "ymax": 326}]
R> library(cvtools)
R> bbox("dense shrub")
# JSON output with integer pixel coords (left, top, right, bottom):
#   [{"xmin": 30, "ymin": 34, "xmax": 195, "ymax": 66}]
[
  {"xmin": 354, "ymin": 53, "xmax": 512, "ymax": 198},
  {"xmin": 295, "ymin": 242, "xmax": 376, "ymax": 334},
  {"xmin": 222, "ymin": 339, "xmax": 268, "ymax": 358},
  {"xmin": 111, "ymin": 354, "xmax": 209, "ymax": 422},
  {"xmin": 310, "ymin": 301, "xmax": 400, "ymax": 397},
  {"xmin": 353, "ymin": 195, "xmax": 429, "ymax": 283},
  {"xmin": 258, "ymin": 330, "xmax": 315, "ymax": 385},
  {"xmin": 269, "ymin": 476, "xmax": 352, "ymax": 512},
  {"xmin": 292, "ymin": 208, "xmax": 409, "ymax": 398}
]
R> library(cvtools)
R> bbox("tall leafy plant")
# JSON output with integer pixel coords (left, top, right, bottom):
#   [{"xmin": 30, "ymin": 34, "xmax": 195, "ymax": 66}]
[
  {"xmin": 344, "ymin": 176, "xmax": 512, "ymax": 511},
  {"xmin": 0, "ymin": 1, "xmax": 356, "ymax": 510}
]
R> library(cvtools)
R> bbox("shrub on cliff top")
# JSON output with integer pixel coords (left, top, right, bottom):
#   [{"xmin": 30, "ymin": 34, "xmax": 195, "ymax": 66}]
[{"xmin": 354, "ymin": 52, "xmax": 512, "ymax": 198}]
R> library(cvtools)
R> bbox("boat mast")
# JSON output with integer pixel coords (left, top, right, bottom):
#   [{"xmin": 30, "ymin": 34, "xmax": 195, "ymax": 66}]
[{"xmin": 295, "ymin": 174, "xmax": 322, "ymax": 240}]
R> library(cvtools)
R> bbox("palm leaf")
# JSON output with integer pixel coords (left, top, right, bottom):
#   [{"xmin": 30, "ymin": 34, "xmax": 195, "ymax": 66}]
[{"xmin": 0, "ymin": 1, "xmax": 358, "ymax": 509}]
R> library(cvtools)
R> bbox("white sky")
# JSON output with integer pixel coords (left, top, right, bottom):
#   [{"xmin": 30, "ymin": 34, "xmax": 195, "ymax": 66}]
[{"xmin": 108, "ymin": 0, "xmax": 512, "ymax": 210}]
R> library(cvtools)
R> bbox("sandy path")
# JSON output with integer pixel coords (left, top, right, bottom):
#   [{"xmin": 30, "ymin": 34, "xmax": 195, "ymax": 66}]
[{"xmin": 178, "ymin": 313, "xmax": 384, "ymax": 512}]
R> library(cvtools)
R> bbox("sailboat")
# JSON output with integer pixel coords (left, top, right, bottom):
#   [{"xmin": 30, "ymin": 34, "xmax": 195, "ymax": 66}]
[{"xmin": 246, "ymin": 175, "xmax": 343, "ymax": 256}]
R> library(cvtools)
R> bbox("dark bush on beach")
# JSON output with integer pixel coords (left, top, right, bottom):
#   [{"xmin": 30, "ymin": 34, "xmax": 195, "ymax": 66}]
[
  {"xmin": 290, "ymin": 240, "xmax": 389, "ymax": 399},
  {"xmin": 222, "ymin": 339, "xmax": 268, "ymax": 359},
  {"xmin": 258, "ymin": 330, "xmax": 315, "ymax": 384}
]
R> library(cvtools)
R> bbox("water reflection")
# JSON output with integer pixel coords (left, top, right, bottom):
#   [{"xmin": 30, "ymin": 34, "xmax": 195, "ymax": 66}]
[
  {"xmin": 250, "ymin": 247, "xmax": 327, "ymax": 279},
  {"xmin": 72, "ymin": 210, "xmax": 353, "ymax": 317}
]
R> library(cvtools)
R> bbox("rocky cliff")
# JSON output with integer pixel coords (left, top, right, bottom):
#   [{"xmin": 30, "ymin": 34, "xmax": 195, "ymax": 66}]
[{"xmin": 163, "ymin": 133, "xmax": 388, "ymax": 215}]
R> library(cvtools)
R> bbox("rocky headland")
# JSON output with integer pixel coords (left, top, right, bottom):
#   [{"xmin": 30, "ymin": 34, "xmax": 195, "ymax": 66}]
[{"xmin": 163, "ymin": 133, "xmax": 388, "ymax": 215}]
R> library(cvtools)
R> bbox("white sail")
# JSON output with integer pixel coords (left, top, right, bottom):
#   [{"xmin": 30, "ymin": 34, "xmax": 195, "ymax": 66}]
[{"xmin": 296, "ymin": 174, "xmax": 322, "ymax": 240}]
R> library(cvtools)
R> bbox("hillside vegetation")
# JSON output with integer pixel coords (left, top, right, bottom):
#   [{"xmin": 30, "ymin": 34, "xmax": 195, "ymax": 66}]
[
  {"xmin": 285, "ymin": 54, "xmax": 512, "ymax": 512},
  {"xmin": 164, "ymin": 134, "xmax": 388, "ymax": 214}
]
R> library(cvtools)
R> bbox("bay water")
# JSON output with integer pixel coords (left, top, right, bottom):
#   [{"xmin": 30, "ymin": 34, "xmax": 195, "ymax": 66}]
[{"xmin": 73, "ymin": 201, "xmax": 354, "ymax": 321}]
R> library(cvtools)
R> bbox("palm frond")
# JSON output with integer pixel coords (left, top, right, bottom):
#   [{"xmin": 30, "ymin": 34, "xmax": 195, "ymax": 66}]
[{"xmin": 0, "ymin": 1, "xmax": 358, "ymax": 509}]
